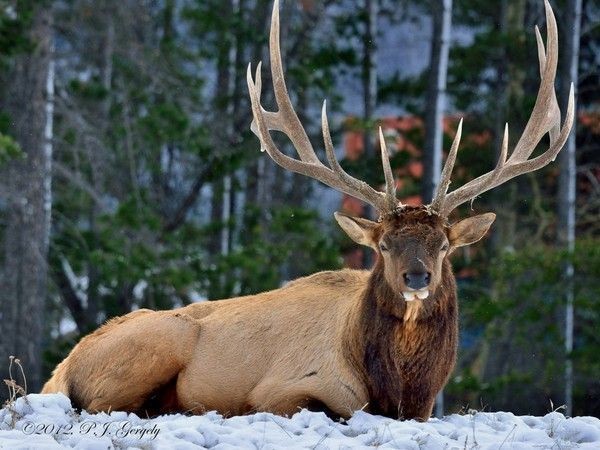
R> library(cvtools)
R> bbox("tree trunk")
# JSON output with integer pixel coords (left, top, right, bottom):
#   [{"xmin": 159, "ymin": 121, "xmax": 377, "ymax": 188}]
[
  {"xmin": 362, "ymin": 0, "xmax": 378, "ymax": 268},
  {"xmin": 244, "ymin": 0, "xmax": 271, "ymax": 209},
  {"xmin": 490, "ymin": 0, "xmax": 525, "ymax": 252},
  {"xmin": 88, "ymin": 7, "xmax": 115, "ymax": 329},
  {"xmin": 422, "ymin": 0, "xmax": 453, "ymax": 417},
  {"xmin": 0, "ymin": 6, "xmax": 54, "ymax": 393},
  {"xmin": 362, "ymin": 0, "xmax": 378, "ymax": 157},
  {"xmin": 558, "ymin": 0, "xmax": 582, "ymax": 417},
  {"xmin": 422, "ymin": 0, "xmax": 452, "ymax": 204},
  {"xmin": 209, "ymin": 0, "xmax": 233, "ymax": 259},
  {"xmin": 484, "ymin": 0, "xmax": 527, "ymax": 412}
]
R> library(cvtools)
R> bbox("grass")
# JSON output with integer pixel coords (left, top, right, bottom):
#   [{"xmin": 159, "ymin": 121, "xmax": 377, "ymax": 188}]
[{"xmin": 2, "ymin": 356, "xmax": 29, "ymax": 428}]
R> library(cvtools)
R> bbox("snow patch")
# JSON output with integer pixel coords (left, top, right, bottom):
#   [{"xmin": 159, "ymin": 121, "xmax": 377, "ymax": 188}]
[{"xmin": 1, "ymin": 394, "xmax": 600, "ymax": 449}]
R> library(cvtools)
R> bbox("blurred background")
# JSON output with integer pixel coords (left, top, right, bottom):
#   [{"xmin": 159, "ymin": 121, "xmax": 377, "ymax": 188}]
[{"xmin": 0, "ymin": 0, "xmax": 598, "ymax": 417}]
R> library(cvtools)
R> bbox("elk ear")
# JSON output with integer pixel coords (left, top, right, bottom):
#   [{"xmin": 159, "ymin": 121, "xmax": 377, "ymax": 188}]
[
  {"xmin": 448, "ymin": 213, "xmax": 496, "ymax": 248},
  {"xmin": 334, "ymin": 212, "xmax": 378, "ymax": 248}
]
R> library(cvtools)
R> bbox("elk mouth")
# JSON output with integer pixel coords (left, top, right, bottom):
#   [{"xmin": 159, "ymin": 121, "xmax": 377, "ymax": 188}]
[{"xmin": 402, "ymin": 289, "xmax": 429, "ymax": 301}]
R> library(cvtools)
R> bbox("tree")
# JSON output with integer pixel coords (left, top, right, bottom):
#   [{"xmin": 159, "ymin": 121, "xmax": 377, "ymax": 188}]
[
  {"xmin": 0, "ymin": 2, "xmax": 54, "ymax": 392},
  {"xmin": 422, "ymin": 0, "xmax": 453, "ymax": 204},
  {"xmin": 422, "ymin": 0, "xmax": 453, "ymax": 417},
  {"xmin": 362, "ymin": 0, "xmax": 378, "ymax": 158},
  {"xmin": 558, "ymin": 0, "xmax": 582, "ymax": 417}
]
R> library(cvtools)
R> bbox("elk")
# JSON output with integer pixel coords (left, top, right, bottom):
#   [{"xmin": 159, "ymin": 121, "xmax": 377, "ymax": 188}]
[{"xmin": 42, "ymin": 0, "xmax": 573, "ymax": 420}]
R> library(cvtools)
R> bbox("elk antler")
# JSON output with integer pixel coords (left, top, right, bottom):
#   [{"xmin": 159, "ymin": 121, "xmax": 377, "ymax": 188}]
[
  {"xmin": 246, "ymin": 0, "xmax": 399, "ymax": 214},
  {"xmin": 431, "ymin": 0, "xmax": 575, "ymax": 217}
]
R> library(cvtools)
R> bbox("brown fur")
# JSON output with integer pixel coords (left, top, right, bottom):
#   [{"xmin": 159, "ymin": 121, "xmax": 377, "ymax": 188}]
[{"xmin": 42, "ymin": 206, "xmax": 492, "ymax": 420}]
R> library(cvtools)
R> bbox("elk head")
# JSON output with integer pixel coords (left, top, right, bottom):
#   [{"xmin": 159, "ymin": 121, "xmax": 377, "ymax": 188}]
[
  {"xmin": 334, "ymin": 207, "xmax": 495, "ymax": 301},
  {"xmin": 247, "ymin": 0, "xmax": 574, "ymax": 302}
]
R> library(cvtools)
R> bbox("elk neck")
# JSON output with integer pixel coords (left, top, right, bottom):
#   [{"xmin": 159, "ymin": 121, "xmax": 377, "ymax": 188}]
[{"xmin": 342, "ymin": 256, "xmax": 459, "ymax": 417}]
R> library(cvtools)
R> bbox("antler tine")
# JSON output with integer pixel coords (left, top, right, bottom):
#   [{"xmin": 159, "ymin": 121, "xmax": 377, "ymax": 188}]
[
  {"xmin": 535, "ymin": 26, "xmax": 546, "ymax": 77},
  {"xmin": 268, "ymin": 0, "xmax": 319, "ymax": 164},
  {"xmin": 434, "ymin": 0, "xmax": 574, "ymax": 217},
  {"xmin": 489, "ymin": 123, "xmax": 509, "ymax": 184},
  {"xmin": 321, "ymin": 102, "xmax": 390, "ymax": 210},
  {"xmin": 247, "ymin": 64, "xmax": 323, "ymax": 175},
  {"xmin": 249, "ymin": 62, "xmax": 286, "ymax": 139},
  {"xmin": 378, "ymin": 127, "xmax": 398, "ymax": 210},
  {"xmin": 431, "ymin": 118, "xmax": 463, "ymax": 211},
  {"xmin": 535, "ymin": 23, "xmax": 560, "ymax": 145},
  {"xmin": 511, "ymin": 0, "xmax": 561, "ymax": 160},
  {"xmin": 246, "ymin": 0, "xmax": 400, "ymax": 214}
]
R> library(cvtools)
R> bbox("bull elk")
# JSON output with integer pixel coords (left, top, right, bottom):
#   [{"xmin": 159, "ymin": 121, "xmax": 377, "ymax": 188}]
[{"xmin": 42, "ymin": 0, "xmax": 573, "ymax": 420}]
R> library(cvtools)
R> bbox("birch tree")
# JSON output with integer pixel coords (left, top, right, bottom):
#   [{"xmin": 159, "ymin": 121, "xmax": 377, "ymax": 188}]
[
  {"xmin": 422, "ymin": 0, "xmax": 453, "ymax": 417},
  {"xmin": 362, "ymin": 0, "xmax": 378, "ymax": 157},
  {"xmin": 360, "ymin": 0, "xmax": 378, "ymax": 268},
  {"xmin": 558, "ymin": 0, "xmax": 582, "ymax": 417},
  {"xmin": 422, "ymin": 0, "xmax": 452, "ymax": 204}
]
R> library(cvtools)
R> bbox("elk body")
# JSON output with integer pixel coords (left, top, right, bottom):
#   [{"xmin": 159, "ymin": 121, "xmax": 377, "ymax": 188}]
[{"xmin": 42, "ymin": 0, "xmax": 573, "ymax": 420}]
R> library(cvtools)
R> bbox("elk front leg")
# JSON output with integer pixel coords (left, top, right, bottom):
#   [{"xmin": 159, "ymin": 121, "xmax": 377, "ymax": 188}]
[
  {"xmin": 247, "ymin": 376, "xmax": 362, "ymax": 419},
  {"xmin": 397, "ymin": 386, "xmax": 436, "ymax": 421}
]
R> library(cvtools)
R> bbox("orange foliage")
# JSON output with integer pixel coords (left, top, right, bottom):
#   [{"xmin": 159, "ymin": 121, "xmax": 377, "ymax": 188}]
[{"xmin": 580, "ymin": 112, "xmax": 600, "ymax": 135}]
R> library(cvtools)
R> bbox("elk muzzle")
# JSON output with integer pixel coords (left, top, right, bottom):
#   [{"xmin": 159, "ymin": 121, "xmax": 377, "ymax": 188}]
[
  {"xmin": 402, "ymin": 272, "xmax": 431, "ymax": 301},
  {"xmin": 403, "ymin": 271, "xmax": 431, "ymax": 290}
]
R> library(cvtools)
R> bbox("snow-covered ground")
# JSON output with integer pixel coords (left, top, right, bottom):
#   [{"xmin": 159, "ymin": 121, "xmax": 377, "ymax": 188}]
[{"xmin": 1, "ymin": 394, "xmax": 600, "ymax": 449}]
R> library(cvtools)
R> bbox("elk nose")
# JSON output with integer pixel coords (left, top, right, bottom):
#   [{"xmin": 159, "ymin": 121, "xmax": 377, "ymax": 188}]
[{"xmin": 403, "ymin": 272, "xmax": 431, "ymax": 290}]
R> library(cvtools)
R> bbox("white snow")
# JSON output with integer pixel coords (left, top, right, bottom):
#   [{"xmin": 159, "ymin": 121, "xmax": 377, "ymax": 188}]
[{"xmin": 1, "ymin": 394, "xmax": 600, "ymax": 449}]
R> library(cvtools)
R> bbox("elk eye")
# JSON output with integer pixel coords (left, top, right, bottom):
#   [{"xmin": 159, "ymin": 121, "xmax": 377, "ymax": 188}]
[
  {"xmin": 440, "ymin": 243, "xmax": 449, "ymax": 252},
  {"xmin": 379, "ymin": 243, "xmax": 389, "ymax": 252}
]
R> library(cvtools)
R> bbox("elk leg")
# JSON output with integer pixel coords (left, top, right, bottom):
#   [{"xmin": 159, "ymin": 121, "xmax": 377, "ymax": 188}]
[
  {"xmin": 247, "ymin": 378, "xmax": 353, "ymax": 419},
  {"xmin": 44, "ymin": 310, "xmax": 201, "ymax": 415},
  {"xmin": 398, "ymin": 391, "xmax": 436, "ymax": 421}
]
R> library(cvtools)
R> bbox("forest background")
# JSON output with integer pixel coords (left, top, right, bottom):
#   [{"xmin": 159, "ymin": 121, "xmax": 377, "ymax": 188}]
[{"xmin": 0, "ymin": 0, "xmax": 598, "ymax": 417}]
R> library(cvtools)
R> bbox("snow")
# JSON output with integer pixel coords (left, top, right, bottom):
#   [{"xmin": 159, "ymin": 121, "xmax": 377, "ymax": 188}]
[{"xmin": 1, "ymin": 394, "xmax": 600, "ymax": 449}]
